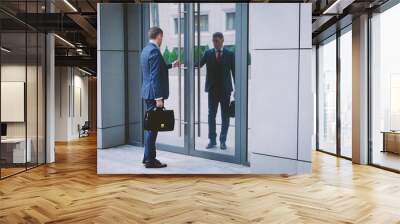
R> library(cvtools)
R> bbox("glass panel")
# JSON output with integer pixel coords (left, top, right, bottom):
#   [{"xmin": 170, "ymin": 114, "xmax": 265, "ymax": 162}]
[
  {"xmin": 1, "ymin": 27, "xmax": 28, "ymax": 177},
  {"xmin": 194, "ymin": 3, "xmax": 236, "ymax": 155},
  {"xmin": 318, "ymin": 37, "xmax": 337, "ymax": 154},
  {"xmin": 38, "ymin": 34, "xmax": 45, "ymax": 165},
  {"xmin": 371, "ymin": 5, "xmax": 400, "ymax": 171},
  {"xmin": 340, "ymin": 29, "xmax": 352, "ymax": 158},
  {"xmin": 27, "ymin": 30, "xmax": 38, "ymax": 169},
  {"xmin": 150, "ymin": 3, "xmax": 186, "ymax": 149}
]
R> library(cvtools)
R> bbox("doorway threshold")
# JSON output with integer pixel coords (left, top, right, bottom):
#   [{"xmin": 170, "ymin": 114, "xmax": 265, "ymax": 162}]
[{"xmin": 97, "ymin": 145, "xmax": 250, "ymax": 174}]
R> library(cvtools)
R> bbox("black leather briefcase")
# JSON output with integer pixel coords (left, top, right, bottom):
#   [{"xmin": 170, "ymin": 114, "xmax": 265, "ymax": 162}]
[
  {"xmin": 144, "ymin": 107, "xmax": 175, "ymax": 131},
  {"xmin": 229, "ymin": 100, "xmax": 235, "ymax": 118}
]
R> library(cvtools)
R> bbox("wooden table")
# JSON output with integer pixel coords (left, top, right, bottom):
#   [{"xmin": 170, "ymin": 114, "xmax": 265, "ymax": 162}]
[
  {"xmin": 1, "ymin": 138, "xmax": 31, "ymax": 164},
  {"xmin": 382, "ymin": 131, "xmax": 400, "ymax": 154}
]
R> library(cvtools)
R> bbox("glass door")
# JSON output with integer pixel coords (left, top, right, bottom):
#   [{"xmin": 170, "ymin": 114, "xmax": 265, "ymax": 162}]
[
  {"xmin": 150, "ymin": 3, "xmax": 189, "ymax": 154},
  {"xmin": 147, "ymin": 3, "xmax": 244, "ymax": 164}
]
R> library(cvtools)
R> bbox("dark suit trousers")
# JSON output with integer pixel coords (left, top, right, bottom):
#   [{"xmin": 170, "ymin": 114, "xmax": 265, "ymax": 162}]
[
  {"xmin": 208, "ymin": 91, "xmax": 231, "ymax": 144},
  {"xmin": 144, "ymin": 100, "xmax": 157, "ymax": 162}
]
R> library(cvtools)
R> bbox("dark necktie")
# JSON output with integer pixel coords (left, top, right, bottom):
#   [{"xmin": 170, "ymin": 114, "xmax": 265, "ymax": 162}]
[{"xmin": 216, "ymin": 50, "xmax": 222, "ymax": 62}]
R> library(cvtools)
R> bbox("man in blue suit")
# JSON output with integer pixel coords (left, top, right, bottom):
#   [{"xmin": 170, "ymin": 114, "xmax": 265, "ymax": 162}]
[
  {"xmin": 198, "ymin": 32, "xmax": 235, "ymax": 150},
  {"xmin": 140, "ymin": 27, "xmax": 180, "ymax": 168}
]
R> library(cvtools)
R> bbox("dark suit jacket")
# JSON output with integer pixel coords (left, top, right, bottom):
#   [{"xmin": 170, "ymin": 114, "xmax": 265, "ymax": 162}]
[
  {"xmin": 199, "ymin": 48, "xmax": 235, "ymax": 94},
  {"xmin": 140, "ymin": 43, "xmax": 172, "ymax": 100}
]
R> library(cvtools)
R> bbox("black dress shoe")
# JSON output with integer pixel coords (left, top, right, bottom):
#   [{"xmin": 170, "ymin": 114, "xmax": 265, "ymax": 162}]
[
  {"xmin": 220, "ymin": 143, "xmax": 227, "ymax": 150},
  {"xmin": 142, "ymin": 159, "xmax": 146, "ymax": 164},
  {"xmin": 145, "ymin": 159, "xmax": 167, "ymax": 168},
  {"xmin": 206, "ymin": 142, "xmax": 217, "ymax": 149}
]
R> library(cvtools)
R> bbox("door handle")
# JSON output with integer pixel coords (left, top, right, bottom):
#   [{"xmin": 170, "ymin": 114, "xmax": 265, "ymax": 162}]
[{"xmin": 196, "ymin": 2, "xmax": 201, "ymax": 138}]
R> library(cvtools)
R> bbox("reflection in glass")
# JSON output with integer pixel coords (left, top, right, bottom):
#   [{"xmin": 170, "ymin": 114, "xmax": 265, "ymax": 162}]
[
  {"xmin": 318, "ymin": 37, "xmax": 337, "ymax": 154},
  {"xmin": 194, "ymin": 3, "xmax": 236, "ymax": 155},
  {"xmin": 371, "ymin": 4, "xmax": 400, "ymax": 171}
]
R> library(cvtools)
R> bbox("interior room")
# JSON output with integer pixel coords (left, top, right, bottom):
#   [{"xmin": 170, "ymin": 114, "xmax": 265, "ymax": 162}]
[{"xmin": 1, "ymin": 1, "xmax": 400, "ymax": 223}]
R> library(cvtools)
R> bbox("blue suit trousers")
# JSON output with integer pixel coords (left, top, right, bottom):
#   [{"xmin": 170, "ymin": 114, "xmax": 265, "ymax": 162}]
[
  {"xmin": 208, "ymin": 91, "xmax": 231, "ymax": 144},
  {"xmin": 143, "ymin": 100, "xmax": 157, "ymax": 162}
]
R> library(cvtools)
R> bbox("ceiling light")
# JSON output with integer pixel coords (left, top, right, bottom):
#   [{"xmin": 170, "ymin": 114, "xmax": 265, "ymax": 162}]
[
  {"xmin": 1, "ymin": 47, "xmax": 11, "ymax": 53},
  {"xmin": 78, "ymin": 67, "xmax": 93, "ymax": 76},
  {"xmin": 54, "ymin": 34, "xmax": 75, "ymax": 48},
  {"xmin": 63, "ymin": 0, "xmax": 78, "ymax": 12}
]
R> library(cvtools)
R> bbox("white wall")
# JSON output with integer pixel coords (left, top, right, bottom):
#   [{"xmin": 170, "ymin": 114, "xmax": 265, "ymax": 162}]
[
  {"xmin": 248, "ymin": 3, "xmax": 313, "ymax": 174},
  {"xmin": 55, "ymin": 67, "xmax": 89, "ymax": 141}
]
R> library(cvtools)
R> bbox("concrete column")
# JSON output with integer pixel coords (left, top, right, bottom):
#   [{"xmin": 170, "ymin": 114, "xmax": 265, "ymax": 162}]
[
  {"xmin": 352, "ymin": 14, "xmax": 369, "ymax": 164},
  {"xmin": 46, "ymin": 32, "xmax": 55, "ymax": 163},
  {"xmin": 45, "ymin": 0, "xmax": 56, "ymax": 163},
  {"xmin": 126, "ymin": 4, "xmax": 143, "ymax": 146},
  {"xmin": 97, "ymin": 3, "xmax": 143, "ymax": 149},
  {"xmin": 97, "ymin": 3, "xmax": 126, "ymax": 149}
]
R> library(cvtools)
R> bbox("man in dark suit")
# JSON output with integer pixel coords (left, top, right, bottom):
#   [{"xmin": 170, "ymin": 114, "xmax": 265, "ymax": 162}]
[
  {"xmin": 140, "ymin": 27, "xmax": 180, "ymax": 168},
  {"xmin": 198, "ymin": 32, "xmax": 235, "ymax": 150}
]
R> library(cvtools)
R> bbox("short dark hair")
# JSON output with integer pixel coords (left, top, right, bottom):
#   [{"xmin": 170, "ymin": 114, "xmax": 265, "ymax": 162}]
[
  {"xmin": 148, "ymin": 27, "xmax": 163, "ymax": 39},
  {"xmin": 212, "ymin": 32, "xmax": 224, "ymax": 39}
]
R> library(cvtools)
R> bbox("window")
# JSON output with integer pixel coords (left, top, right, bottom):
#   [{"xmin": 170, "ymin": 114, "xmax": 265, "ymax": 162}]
[
  {"xmin": 174, "ymin": 17, "xmax": 184, "ymax": 34},
  {"xmin": 339, "ymin": 29, "xmax": 352, "ymax": 158},
  {"xmin": 226, "ymin": 12, "xmax": 235, "ymax": 31},
  {"xmin": 175, "ymin": 15, "xmax": 208, "ymax": 34},
  {"xmin": 195, "ymin": 14, "xmax": 209, "ymax": 32},
  {"xmin": 370, "ymin": 3, "xmax": 400, "ymax": 171},
  {"xmin": 317, "ymin": 37, "xmax": 337, "ymax": 155}
]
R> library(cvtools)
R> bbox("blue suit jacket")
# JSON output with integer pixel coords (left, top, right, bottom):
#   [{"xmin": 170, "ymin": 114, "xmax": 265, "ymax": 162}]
[
  {"xmin": 199, "ymin": 48, "xmax": 235, "ymax": 94},
  {"xmin": 140, "ymin": 43, "xmax": 172, "ymax": 100}
]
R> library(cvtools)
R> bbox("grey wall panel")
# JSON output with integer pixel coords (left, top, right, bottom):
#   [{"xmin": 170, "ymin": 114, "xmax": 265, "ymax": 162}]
[
  {"xmin": 250, "ymin": 153, "xmax": 298, "ymax": 174},
  {"xmin": 128, "ymin": 52, "xmax": 141, "ymax": 124},
  {"xmin": 300, "ymin": 3, "xmax": 312, "ymax": 49},
  {"xmin": 127, "ymin": 52, "xmax": 143, "ymax": 144},
  {"xmin": 98, "ymin": 125, "xmax": 126, "ymax": 149},
  {"xmin": 127, "ymin": 4, "xmax": 142, "ymax": 51},
  {"xmin": 98, "ymin": 3, "xmax": 124, "ymax": 51},
  {"xmin": 129, "ymin": 123, "xmax": 142, "ymax": 146},
  {"xmin": 97, "ymin": 3, "xmax": 143, "ymax": 150},
  {"xmin": 296, "ymin": 160, "xmax": 312, "ymax": 174},
  {"xmin": 298, "ymin": 49, "xmax": 313, "ymax": 162},
  {"xmin": 98, "ymin": 51, "xmax": 125, "ymax": 128},
  {"xmin": 248, "ymin": 50, "xmax": 299, "ymax": 159},
  {"xmin": 249, "ymin": 3, "xmax": 299, "ymax": 50}
]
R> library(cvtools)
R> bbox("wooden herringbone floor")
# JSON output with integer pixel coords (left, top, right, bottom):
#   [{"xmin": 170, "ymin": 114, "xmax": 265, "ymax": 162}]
[{"xmin": 1, "ymin": 135, "xmax": 400, "ymax": 224}]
